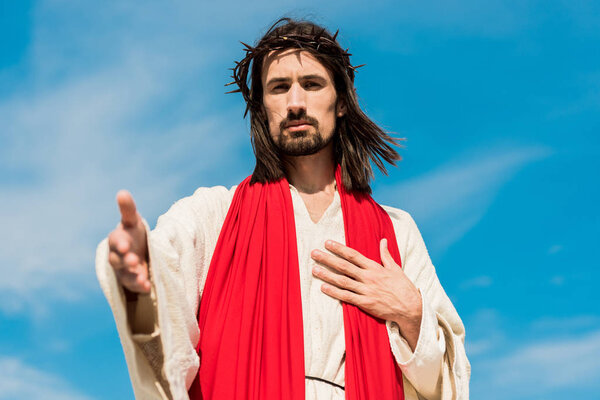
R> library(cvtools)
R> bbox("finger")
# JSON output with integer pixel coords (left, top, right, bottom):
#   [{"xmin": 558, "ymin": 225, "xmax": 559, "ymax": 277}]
[
  {"xmin": 136, "ymin": 269, "xmax": 151, "ymax": 293},
  {"xmin": 109, "ymin": 250, "xmax": 125, "ymax": 270},
  {"xmin": 321, "ymin": 283, "xmax": 363, "ymax": 306},
  {"xmin": 124, "ymin": 252, "xmax": 139, "ymax": 269},
  {"xmin": 132, "ymin": 266, "xmax": 151, "ymax": 293},
  {"xmin": 117, "ymin": 239, "xmax": 130, "ymax": 255},
  {"xmin": 312, "ymin": 265, "xmax": 365, "ymax": 294},
  {"xmin": 380, "ymin": 238, "xmax": 396, "ymax": 269},
  {"xmin": 324, "ymin": 240, "xmax": 378, "ymax": 269},
  {"xmin": 311, "ymin": 249, "xmax": 363, "ymax": 280},
  {"xmin": 121, "ymin": 259, "xmax": 150, "ymax": 293},
  {"xmin": 109, "ymin": 251, "xmax": 139, "ymax": 275},
  {"xmin": 109, "ymin": 230, "xmax": 131, "ymax": 255},
  {"xmin": 117, "ymin": 267, "xmax": 150, "ymax": 293},
  {"xmin": 118, "ymin": 270, "xmax": 140, "ymax": 289},
  {"xmin": 116, "ymin": 190, "xmax": 139, "ymax": 228},
  {"xmin": 140, "ymin": 278, "xmax": 151, "ymax": 293}
]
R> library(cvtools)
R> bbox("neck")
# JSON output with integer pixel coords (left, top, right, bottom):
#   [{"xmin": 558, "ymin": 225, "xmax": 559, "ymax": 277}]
[{"xmin": 283, "ymin": 142, "xmax": 336, "ymax": 195}]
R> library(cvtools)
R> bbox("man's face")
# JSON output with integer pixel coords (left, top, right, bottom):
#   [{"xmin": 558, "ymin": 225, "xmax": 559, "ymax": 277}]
[{"xmin": 261, "ymin": 49, "xmax": 345, "ymax": 156}]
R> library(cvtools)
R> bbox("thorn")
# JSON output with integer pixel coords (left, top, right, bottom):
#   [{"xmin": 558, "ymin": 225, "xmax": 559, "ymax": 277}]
[
  {"xmin": 240, "ymin": 41, "xmax": 254, "ymax": 51},
  {"xmin": 332, "ymin": 29, "xmax": 339, "ymax": 41}
]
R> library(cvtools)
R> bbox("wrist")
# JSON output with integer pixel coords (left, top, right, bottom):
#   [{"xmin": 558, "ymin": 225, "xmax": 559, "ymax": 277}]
[
  {"xmin": 391, "ymin": 290, "xmax": 423, "ymax": 352},
  {"xmin": 393, "ymin": 288, "xmax": 422, "ymax": 326}
]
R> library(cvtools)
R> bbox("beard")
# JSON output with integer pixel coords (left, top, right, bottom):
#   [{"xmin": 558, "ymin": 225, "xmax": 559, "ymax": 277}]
[{"xmin": 274, "ymin": 111, "xmax": 334, "ymax": 156}]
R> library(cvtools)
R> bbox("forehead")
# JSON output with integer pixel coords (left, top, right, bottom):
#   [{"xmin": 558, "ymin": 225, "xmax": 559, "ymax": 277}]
[{"xmin": 261, "ymin": 48, "xmax": 333, "ymax": 83}]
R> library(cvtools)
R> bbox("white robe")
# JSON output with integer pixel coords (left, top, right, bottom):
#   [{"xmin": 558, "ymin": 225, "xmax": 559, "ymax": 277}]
[{"xmin": 96, "ymin": 185, "xmax": 471, "ymax": 399}]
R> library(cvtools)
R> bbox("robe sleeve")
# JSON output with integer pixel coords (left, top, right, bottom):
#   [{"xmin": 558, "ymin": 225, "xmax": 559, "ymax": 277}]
[
  {"xmin": 383, "ymin": 207, "xmax": 471, "ymax": 400},
  {"xmin": 95, "ymin": 186, "xmax": 234, "ymax": 400}
]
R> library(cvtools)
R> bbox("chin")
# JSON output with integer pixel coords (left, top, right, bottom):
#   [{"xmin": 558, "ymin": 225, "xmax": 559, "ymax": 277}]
[
  {"xmin": 289, "ymin": 130, "xmax": 309, "ymax": 139},
  {"xmin": 276, "ymin": 131, "xmax": 333, "ymax": 157}
]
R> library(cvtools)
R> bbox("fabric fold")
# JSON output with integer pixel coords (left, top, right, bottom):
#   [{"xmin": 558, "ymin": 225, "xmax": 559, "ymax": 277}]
[{"xmin": 189, "ymin": 177, "xmax": 305, "ymax": 400}]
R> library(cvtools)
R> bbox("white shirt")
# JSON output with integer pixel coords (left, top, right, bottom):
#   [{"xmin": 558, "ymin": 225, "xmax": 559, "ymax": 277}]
[{"xmin": 96, "ymin": 185, "xmax": 471, "ymax": 399}]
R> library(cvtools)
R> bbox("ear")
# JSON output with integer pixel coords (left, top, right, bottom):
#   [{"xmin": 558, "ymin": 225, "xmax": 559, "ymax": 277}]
[{"xmin": 336, "ymin": 98, "xmax": 347, "ymax": 118}]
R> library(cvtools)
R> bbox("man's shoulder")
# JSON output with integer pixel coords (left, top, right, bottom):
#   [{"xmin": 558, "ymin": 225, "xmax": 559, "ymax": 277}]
[
  {"xmin": 161, "ymin": 185, "xmax": 238, "ymax": 222},
  {"xmin": 379, "ymin": 203, "xmax": 417, "ymax": 230},
  {"xmin": 189, "ymin": 185, "xmax": 238, "ymax": 203}
]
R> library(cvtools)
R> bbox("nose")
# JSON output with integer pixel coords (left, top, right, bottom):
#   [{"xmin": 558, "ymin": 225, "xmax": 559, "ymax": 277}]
[{"xmin": 286, "ymin": 83, "xmax": 306, "ymax": 115}]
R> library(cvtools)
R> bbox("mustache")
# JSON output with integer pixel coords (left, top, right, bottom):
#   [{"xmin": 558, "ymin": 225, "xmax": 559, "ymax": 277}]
[{"xmin": 279, "ymin": 110, "xmax": 319, "ymax": 131}]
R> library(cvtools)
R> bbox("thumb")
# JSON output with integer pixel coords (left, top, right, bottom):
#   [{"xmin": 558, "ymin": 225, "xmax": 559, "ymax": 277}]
[
  {"xmin": 116, "ymin": 190, "xmax": 139, "ymax": 227},
  {"xmin": 379, "ymin": 238, "xmax": 396, "ymax": 268}
]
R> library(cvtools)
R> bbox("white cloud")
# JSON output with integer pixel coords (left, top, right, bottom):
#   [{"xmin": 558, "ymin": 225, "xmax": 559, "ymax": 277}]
[
  {"xmin": 466, "ymin": 337, "xmax": 496, "ymax": 357},
  {"xmin": 376, "ymin": 145, "xmax": 552, "ymax": 254},
  {"xmin": 550, "ymin": 275, "xmax": 565, "ymax": 286},
  {"xmin": 465, "ymin": 311, "xmax": 600, "ymax": 398},
  {"xmin": 529, "ymin": 315, "xmax": 600, "ymax": 334},
  {"xmin": 0, "ymin": 56, "xmax": 242, "ymax": 314},
  {"xmin": 0, "ymin": 0, "xmax": 250, "ymax": 314},
  {"xmin": 548, "ymin": 244, "xmax": 564, "ymax": 254},
  {"xmin": 464, "ymin": 308, "xmax": 507, "ymax": 358},
  {"xmin": 460, "ymin": 275, "xmax": 493, "ymax": 290},
  {"xmin": 473, "ymin": 330, "xmax": 600, "ymax": 398},
  {"xmin": 0, "ymin": 357, "xmax": 92, "ymax": 400},
  {"xmin": 367, "ymin": 0, "xmax": 531, "ymax": 38}
]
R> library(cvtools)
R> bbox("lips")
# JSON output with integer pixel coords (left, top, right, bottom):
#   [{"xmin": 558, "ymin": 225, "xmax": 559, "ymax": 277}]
[
  {"xmin": 285, "ymin": 120, "xmax": 312, "ymax": 128},
  {"xmin": 279, "ymin": 114, "xmax": 319, "ymax": 133}
]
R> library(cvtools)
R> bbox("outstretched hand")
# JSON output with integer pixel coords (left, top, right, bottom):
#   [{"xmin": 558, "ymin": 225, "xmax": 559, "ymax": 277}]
[
  {"xmin": 108, "ymin": 190, "xmax": 150, "ymax": 294},
  {"xmin": 311, "ymin": 239, "xmax": 422, "ymax": 351}
]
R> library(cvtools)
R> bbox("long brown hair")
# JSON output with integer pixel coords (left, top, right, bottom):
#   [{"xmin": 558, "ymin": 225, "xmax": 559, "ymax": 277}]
[{"xmin": 229, "ymin": 17, "xmax": 403, "ymax": 193}]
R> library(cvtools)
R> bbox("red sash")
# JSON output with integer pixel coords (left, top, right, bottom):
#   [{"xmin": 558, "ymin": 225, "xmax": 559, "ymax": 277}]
[{"xmin": 189, "ymin": 167, "xmax": 404, "ymax": 399}]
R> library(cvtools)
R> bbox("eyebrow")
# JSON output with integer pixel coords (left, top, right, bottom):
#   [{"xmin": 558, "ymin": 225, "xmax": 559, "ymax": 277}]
[{"xmin": 266, "ymin": 74, "xmax": 328, "ymax": 87}]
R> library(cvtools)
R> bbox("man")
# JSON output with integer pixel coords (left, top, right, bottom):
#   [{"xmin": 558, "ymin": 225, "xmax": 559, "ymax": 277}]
[{"xmin": 97, "ymin": 18, "xmax": 470, "ymax": 400}]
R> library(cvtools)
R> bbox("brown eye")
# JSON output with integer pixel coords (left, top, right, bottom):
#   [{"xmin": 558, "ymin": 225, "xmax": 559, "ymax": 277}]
[
  {"xmin": 304, "ymin": 81, "xmax": 321, "ymax": 89},
  {"xmin": 272, "ymin": 84, "xmax": 289, "ymax": 92}
]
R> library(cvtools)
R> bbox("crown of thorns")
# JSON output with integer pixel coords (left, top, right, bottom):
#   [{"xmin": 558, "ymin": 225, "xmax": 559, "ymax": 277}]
[{"xmin": 226, "ymin": 27, "xmax": 364, "ymax": 116}]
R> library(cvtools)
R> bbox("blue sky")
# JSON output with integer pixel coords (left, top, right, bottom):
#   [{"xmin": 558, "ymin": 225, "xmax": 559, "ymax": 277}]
[{"xmin": 1, "ymin": 0, "xmax": 598, "ymax": 399}]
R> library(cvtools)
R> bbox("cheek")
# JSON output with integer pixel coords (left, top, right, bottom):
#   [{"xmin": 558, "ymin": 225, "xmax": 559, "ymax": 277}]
[
  {"xmin": 264, "ymin": 99, "xmax": 284, "ymax": 122},
  {"xmin": 317, "ymin": 97, "xmax": 338, "ymax": 127},
  {"xmin": 263, "ymin": 106, "xmax": 284, "ymax": 137},
  {"xmin": 266, "ymin": 109, "xmax": 281, "ymax": 130},
  {"xmin": 315, "ymin": 91, "xmax": 337, "ymax": 115}
]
